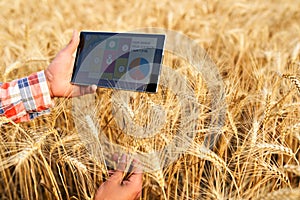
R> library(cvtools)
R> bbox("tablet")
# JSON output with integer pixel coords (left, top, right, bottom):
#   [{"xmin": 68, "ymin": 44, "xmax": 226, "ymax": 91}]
[{"xmin": 71, "ymin": 31, "xmax": 165, "ymax": 93}]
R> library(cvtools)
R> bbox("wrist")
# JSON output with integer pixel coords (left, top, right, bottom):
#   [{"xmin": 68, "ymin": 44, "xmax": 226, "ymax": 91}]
[{"xmin": 44, "ymin": 69, "xmax": 54, "ymax": 98}]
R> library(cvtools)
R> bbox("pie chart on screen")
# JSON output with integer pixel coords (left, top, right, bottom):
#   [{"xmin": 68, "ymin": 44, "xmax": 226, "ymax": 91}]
[{"xmin": 128, "ymin": 58, "xmax": 150, "ymax": 80}]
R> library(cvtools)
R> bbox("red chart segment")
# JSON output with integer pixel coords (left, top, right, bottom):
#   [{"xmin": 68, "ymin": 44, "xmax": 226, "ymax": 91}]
[{"xmin": 128, "ymin": 58, "xmax": 150, "ymax": 80}]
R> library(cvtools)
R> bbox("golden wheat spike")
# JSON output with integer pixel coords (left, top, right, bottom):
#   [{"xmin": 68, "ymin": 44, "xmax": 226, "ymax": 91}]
[
  {"xmin": 254, "ymin": 143, "xmax": 295, "ymax": 158},
  {"xmin": 282, "ymin": 74, "xmax": 300, "ymax": 94},
  {"xmin": 60, "ymin": 155, "xmax": 88, "ymax": 174},
  {"xmin": 284, "ymin": 164, "xmax": 300, "ymax": 176}
]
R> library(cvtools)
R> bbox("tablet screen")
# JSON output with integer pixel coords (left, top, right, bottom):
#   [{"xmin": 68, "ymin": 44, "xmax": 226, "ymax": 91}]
[{"xmin": 71, "ymin": 31, "xmax": 165, "ymax": 93}]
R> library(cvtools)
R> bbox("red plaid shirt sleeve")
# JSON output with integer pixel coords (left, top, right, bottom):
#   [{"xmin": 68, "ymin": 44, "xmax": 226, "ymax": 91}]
[{"xmin": 0, "ymin": 70, "xmax": 52, "ymax": 122}]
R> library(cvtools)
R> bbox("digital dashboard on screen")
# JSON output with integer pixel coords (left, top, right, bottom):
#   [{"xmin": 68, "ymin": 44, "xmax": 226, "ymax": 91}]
[{"xmin": 71, "ymin": 31, "xmax": 165, "ymax": 93}]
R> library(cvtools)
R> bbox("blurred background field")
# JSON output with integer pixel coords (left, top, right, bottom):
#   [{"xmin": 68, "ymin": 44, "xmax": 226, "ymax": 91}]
[{"xmin": 1, "ymin": 0, "xmax": 300, "ymax": 199}]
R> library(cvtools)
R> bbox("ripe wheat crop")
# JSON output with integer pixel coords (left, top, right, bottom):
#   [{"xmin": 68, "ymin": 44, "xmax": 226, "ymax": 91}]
[{"xmin": 1, "ymin": 0, "xmax": 300, "ymax": 199}]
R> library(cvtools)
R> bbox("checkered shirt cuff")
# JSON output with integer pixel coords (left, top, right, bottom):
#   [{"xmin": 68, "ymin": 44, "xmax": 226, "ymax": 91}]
[{"xmin": 0, "ymin": 70, "xmax": 52, "ymax": 122}]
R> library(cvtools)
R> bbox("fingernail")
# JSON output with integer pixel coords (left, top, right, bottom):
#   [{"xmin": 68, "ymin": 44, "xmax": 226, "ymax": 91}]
[
  {"xmin": 92, "ymin": 85, "xmax": 97, "ymax": 91},
  {"xmin": 120, "ymin": 154, "xmax": 126, "ymax": 163},
  {"xmin": 133, "ymin": 159, "xmax": 143, "ymax": 173},
  {"xmin": 72, "ymin": 30, "xmax": 77, "ymax": 38},
  {"xmin": 112, "ymin": 153, "xmax": 119, "ymax": 162}
]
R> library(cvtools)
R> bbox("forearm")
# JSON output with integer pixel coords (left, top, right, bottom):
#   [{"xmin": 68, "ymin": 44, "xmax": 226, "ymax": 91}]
[{"xmin": 0, "ymin": 70, "xmax": 52, "ymax": 122}]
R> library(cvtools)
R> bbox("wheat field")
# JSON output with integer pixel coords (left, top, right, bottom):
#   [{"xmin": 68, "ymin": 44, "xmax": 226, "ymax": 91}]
[{"xmin": 1, "ymin": 0, "xmax": 300, "ymax": 199}]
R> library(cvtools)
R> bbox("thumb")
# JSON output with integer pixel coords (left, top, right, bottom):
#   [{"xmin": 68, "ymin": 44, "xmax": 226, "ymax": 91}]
[
  {"xmin": 109, "ymin": 154, "xmax": 127, "ymax": 184},
  {"xmin": 64, "ymin": 30, "xmax": 80, "ymax": 54},
  {"xmin": 71, "ymin": 85, "xmax": 97, "ymax": 97}
]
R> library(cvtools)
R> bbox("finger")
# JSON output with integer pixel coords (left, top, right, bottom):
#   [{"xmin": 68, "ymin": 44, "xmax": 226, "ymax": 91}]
[
  {"xmin": 108, "ymin": 170, "xmax": 115, "ymax": 177},
  {"xmin": 112, "ymin": 153, "xmax": 119, "ymax": 162},
  {"xmin": 131, "ymin": 159, "xmax": 143, "ymax": 174},
  {"xmin": 136, "ymin": 190, "xmax": 142, "ymax": 200},
  {"xmin": 109, "ymin": 154, "xmax": 127, "ymax": 183},
  {"xmin": 126, "ymin": 172, "xmax": 143, "ymax": 186},
  {"xmin": 123, "ymin": 159, "xmax": 143, "ymax": 187},
  {"xmin": 116, "ymin": 154, "xmax": 127, "ymax": 171},
  {"xmin": 109, "ymin": 171, "xmax": 124, "ymax": 184},
  {"xmin": 122, "ymin": 172, "xmax": 143, "ymax": 197},
  {"xmin": 80, "ymin": 85, "xmax": 97, "ymax": 95},
  {"xmin": 71, "ymin": 85, "xmax": 97, "ymax": 97},
  {"xmin": 112, "ymin": 152, "xmax": 120, "ymax": 169},
  {"xmin": 64, "ymin": 30, "xmax": 80, "ymax": 55}
]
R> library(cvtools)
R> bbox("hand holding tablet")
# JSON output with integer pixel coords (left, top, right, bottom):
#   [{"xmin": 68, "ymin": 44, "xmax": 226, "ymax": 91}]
[{"xmin": 71, "ymin": 31, "xmax": 165, "ymax": 93}]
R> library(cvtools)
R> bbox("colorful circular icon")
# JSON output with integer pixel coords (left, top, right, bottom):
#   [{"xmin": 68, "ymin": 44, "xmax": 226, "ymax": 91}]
[
  {"xmin": 128, "ymin": 58, "xmax": 150, "ymax": 80},
  {"xmin": 106, "ymin": 55, "xmax": 113, "ymax": 64},
  {"xmin": 118, "ymin": 65, "xmax": 125, "ymax": 72},
  {"xmin": 122, "ymin": 44, "xmax": 129, "ymax": 52},
  {"xmin": 94, "ymin": 57, "xmax": 100, "ymax": 64},
  {"xmin": 109, "ymin": 41, "xmax": 116, "ymax": 48}
]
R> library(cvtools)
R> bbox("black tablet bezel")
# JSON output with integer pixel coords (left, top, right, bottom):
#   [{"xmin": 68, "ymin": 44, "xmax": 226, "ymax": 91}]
[{"xmin": 71, "ymin": 31, "xmax": 165, "ymax": 93}]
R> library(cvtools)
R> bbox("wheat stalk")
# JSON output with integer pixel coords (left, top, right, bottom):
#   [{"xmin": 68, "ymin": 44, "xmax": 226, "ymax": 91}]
[
  {"xmin": 1, "ymin": 0, "xmax": 300, "ymax": 199},
  {"xmin": 282, "ymin": 74, "xmax": 300, "ymax": 94},
  {"xmin": 255, "ymin": 188, "xmax": 300, "ymax": 200},
  {"xmin": 284, "ymin": 164, "xmax": 300, "ymax": 176}
]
